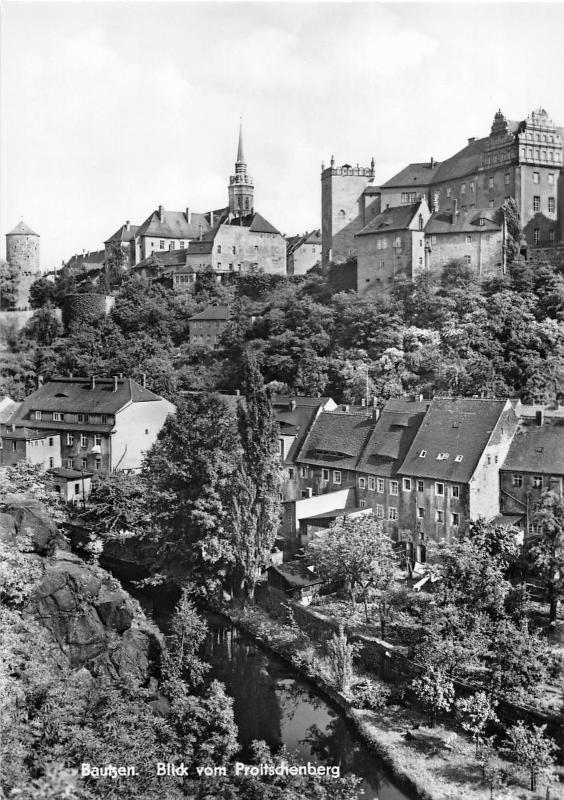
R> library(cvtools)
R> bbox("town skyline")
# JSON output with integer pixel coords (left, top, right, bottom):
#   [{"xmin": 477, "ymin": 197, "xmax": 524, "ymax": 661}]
[{"xmin": 2, "ymin": 1, "xmax": 564, "ymax": 270}]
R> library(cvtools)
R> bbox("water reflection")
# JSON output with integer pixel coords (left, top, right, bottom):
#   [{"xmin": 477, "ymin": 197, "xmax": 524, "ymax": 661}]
[{"xmin": 203, "ymin": 614, "xmax": 409, "ymax": 800}]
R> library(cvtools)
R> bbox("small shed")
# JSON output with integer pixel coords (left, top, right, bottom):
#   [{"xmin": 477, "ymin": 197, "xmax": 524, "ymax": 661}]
[
  {"xmin": 267, "ymin": 561, "xmax": 323, "ymax": 605},
  {"xmin": 49, "ymin": 468, "xmax": 93, "ymax": 505}
]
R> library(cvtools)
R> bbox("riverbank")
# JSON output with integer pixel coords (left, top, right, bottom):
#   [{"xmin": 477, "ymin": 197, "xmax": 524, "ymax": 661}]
[{"xmin": 216, "ymin": 602, "xmax": 561, "ymax": 800}]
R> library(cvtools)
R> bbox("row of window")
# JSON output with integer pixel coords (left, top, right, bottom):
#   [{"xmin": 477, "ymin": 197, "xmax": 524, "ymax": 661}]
[
  {"xmin": 34, "ymin": 411, "xmax": 111, "ymax": 424},
  {"xmin": 61, "ymin": 457, "xmax": 102, "ymax": 471},
  {"xmin": 418, "ymin": 449, "xmax": 464, "ymax": 462},
  {"xmin": 533, "ymin": 229, "xmax": 556, "ymax": 245},
  {"xmin": 217, "ymin": 245, "xmax": 260, "ymax": 255},
  {"xmin": 64, "ymin": 433, "xmax": 102, "ymax": 447},
  {"xmin": 511, "ymin": 474, "xmax": 543, "ymax": 488},
  {"xmin": 318, "ymin": 469, "xmax": 461, "ymax": 498}
]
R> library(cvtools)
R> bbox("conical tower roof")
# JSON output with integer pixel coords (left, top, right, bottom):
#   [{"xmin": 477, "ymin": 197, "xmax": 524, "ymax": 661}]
[
  {"xmin": 6, "ymin": 220, "xmax": 39, "ymax": 237},
  {"xmin": 236, "ymin": 120, "xmax": 245, "ymax": 164}
]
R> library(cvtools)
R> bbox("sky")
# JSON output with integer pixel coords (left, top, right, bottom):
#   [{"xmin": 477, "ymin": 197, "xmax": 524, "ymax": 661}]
[{"xmin": 2, "ymin": 1, "xmax": 564, "ymax": 270}]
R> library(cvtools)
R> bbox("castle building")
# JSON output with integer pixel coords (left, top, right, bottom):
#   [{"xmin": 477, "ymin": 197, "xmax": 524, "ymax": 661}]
[
  {"xmin": 2, "ymin": 220, "xmax": 41, "ymax": 309},
  {"xmin": 323, "ymin": 108, "xmax": 563, "ymax": 270}
]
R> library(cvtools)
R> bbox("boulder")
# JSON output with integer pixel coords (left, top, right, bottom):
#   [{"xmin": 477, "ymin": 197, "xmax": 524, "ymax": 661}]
[
  {"xmin": 0, "ymin": 512, "xmax": 17, "ymax": 545},
  {"xmin": 3, "ymin": 497, "xmax": 63, "ymax": 553}
]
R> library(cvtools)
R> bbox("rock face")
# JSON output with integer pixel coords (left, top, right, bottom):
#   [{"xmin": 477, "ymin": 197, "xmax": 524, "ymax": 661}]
[{"xmin": 2, "ymin": 496, "xmax": 163, "ymax": 689}]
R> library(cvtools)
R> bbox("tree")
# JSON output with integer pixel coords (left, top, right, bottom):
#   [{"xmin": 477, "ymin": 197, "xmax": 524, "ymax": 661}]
[
  {"xmin": 526, "ymin": 490, "xmax": 564, "ymax": 625},
  {"xmin": 29, "ymin": 276, "xmax": 57, "ymax": 309},
  {"xmin": 326, "ymin": 626, "xmax": 356, "ymax": 694},
  {"xmin": 306, "ymin": 515, "xmax": 396, "ymax": 622},
  {"xmin": 143, "ymin": 393, "xmax": 239, "ymax": 594},
  {"xmin": 228, "ymin": 353, "xmax": 282, "ymax": 599},
  {"xmin": 502, "ymin": 722, "xmax": 557, "ymax": 792},
  {"xmin": 411, "ymin": 666, "xmax": 455, "ymax": 728},
  {"xmin": 23, "ymin": 305, "xmax": 64, "ymax": 346},
  {"xmin": 455, "ymin": 691, "xmax": 498, "ymax": 755},
  {"xmin": 161, "ymin": 590, "xmax": 210, "ymax": 693},
  {"xmin": 0, "ymin": 258, "xmax": 20, "ymax": 309},
  {"xmin": 501, "ymin": 197, "xmax": 525, "ymax": 265}
]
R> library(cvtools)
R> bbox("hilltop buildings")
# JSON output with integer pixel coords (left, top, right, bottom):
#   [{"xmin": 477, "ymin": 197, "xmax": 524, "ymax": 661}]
[{"xmin": 322, "ymin": 108, "xmax": 563, "ymax": 296}]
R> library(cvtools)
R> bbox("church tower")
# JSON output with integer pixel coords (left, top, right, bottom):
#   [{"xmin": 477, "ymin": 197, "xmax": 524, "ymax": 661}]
[{"xmin": 228, "ymin": 121, "xmax": 254, "ymax": 216}]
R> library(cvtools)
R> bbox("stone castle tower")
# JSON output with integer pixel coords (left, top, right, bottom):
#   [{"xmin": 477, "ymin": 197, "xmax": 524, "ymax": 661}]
[
  {"xmin": 321, "ymin": 156, "xmax": 375, "ymax": 265},
  {"xmin": 228, "ymin": 122, "xmax": 254, "ymax": 216},
  {"xmin": 4, "ymin": 220, "xmax": 40, "ymax": 309}
]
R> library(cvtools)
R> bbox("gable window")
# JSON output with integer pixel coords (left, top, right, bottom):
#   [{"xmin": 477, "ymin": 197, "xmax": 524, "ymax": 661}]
[
  {"xmin": 417, "ymin": 480, "xmax": 424, "ymax": 492},
  {"xmin": 359, "ymin": 477, "xmax": 366, "ymax": 489},
  {"xmin": 390, "ymin": 480, "xmax": 398, "ymax": 495},
  {"xmin": 512, "ymin": 474, "xmax": 523, "ymax": 488},
  {"xmin": 217, "ymin": 245, "xmax": 222, "ymax": 254},
  {"xmin": 403, "ymin": 478, "xmax": 412, "ymax": 491},
  {"xmin": 452, "ymin": 485, "xmax": 460, "ymax": 499},
  {"xmin": 418, "ymin": 214, "xmax": 424, "ymax": 231},
  {"xmin": 333, "ymin": 471, "xmax": 342, "ymax": 484},
  {"xmin": 435, "ymin": 482, "xmax": 444, "ymax": 496},
  {"xmin": 368, "ymin": 477, "xmax": 376, "ymax": 491},
  {"xmin": 322, "ymin": 469, "xmax": 329, "ymax": 481},
  {"xmin": 388, "ymin": 507, "xmax": 398, "ymax": 520}
]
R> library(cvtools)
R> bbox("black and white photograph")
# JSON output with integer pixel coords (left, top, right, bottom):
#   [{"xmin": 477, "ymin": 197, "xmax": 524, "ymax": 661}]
[{"xmin": 1, "ymin": 1, "xmax": 563, "ymax": 798}]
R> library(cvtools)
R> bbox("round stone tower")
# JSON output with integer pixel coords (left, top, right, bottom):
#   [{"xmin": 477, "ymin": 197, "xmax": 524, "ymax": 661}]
[{"xmin": 5, "ymin": 220, "xmax": 40, "ymax": 309}]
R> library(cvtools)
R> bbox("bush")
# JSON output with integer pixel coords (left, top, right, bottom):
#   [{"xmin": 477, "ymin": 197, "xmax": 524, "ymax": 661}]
[{"xmin": 352, "ymin": 678, "xmax": 391, "ymax": 711}]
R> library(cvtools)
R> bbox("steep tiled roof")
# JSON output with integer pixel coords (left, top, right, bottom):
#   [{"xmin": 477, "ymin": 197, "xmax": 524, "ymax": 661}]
[
  {"xmin": 381, "ymin": 163, "xmax": 440, "ymax": 189},
  {"xmin": 501, "ymin": 417, "xmax": 564, "ymax": 475},
  {"xmin": 51, "ymin": 468, "xmax": 94, "ymax": 480},
  {"xmin": 64, "ymin": 250, "xmax": 106, "ymax": 272},
  {"xmin": 398, "ymin": 398, "xmax": 510, "ymax": 482},
  {"xmin": 188, "ymin": 306, "xmax": 230, "ymax": 321},
  {"xmin": 268, "ymin": 562, "xmax": 323, "ymax": 589},
  {"xmin": 13, "ymin": 377, "xmax": 164, "ymax": 420},
  {"xmin": 6, "ymin": 220, "xmax": 39, "ymax": 237},
  {"xmin": 132, "ymin": 249, "xmax": 189, "ymax": 271},
  {"xmin": 286, "ymin": 230, "xmax": 322, "ymax": 256},
  {"xmin": 226, "ymin": 211, "xmax": 281, "ymax": 235},
  {"xmin": 136, "ymin": 209, "xmax": 213, "ymax": 240},
  {"xmin": 0, "ymin": 425, "xmax": 51, "ymax": 441},
  {"xmin": 272, "ymin": 396, "xmax": 327, "ymax": 464},
  {"xmin": 105, "ymin": 223, "xmax": 139, "ymax": 244},
  {"xmin": 363, "ymin": 185, "xmax": 381, "ymax": 196},
  {"xmin": 357, "ymin": 399, "xmax": 429, "ymax": 477},
  {"xmin": 430, "ymin": 137, "xmax": 488, "ymax": 184},
  {"xmin": 357, "ymin": 202, "xmax": 421, "ymax": 236},
  {"xmin": 299, "ymin": 411, "xmax": 374, "ymax": 470},
  {"xmin": 425, "ymin": 208, "xmax": 502, "ymax": 235}
]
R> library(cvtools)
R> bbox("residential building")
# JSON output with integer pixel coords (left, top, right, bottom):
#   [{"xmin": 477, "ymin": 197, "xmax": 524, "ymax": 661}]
[
  {"xmin": 6, "ymin": 376, "xmax": 176, "ymax": 474},
  {"xmin": 355, "ymin": 398, "xmax": 429, "ymax": 543},
  {"xmin": 356, "ymin": 199, "xmax": 431, "ymax": 295},
  {"xmin": 499, "ymin": 408, "xmax": 564, "ymax": 534},
  {"xmin": 134, "ymin": 206, "xmax": 217, "ymax": 265},
  {"xmin": 0, "ymin": 426, "xmax": 61, "ymax": 470},
  {"xmin": 104, "ymin": 221, "xmax": 139, "ymax": 267},
  {"xmin": 50, "ymin": 467, "xmax": 93, "ymax": 505},
  {"xmin": 286, "ymin": 230, "xmax": 322, "ymax": 275},
  {"xmin": 397, "ymin": 398, "xmax": 520, "ymax": 558},
  {"xmin": 424, "ymin": 204, "xmax": 505, "ymax": 278},
  {"xmin": 188, "ymin": 306, "xmax": 230, "ymax": 347}
]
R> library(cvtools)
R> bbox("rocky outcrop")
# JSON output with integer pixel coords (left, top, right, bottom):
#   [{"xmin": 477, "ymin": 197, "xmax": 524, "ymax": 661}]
[{"xmin": 1, "ymin": 495, "xmax": 163, "ymax": 689}]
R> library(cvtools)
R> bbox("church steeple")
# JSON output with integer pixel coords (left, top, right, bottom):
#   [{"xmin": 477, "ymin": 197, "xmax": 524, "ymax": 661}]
[{"xmin": 228, "ymin": 119, "xmax": 254, "ymax": 216}]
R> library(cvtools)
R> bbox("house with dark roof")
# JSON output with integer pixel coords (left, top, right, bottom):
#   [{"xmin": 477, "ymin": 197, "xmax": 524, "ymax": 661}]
[
  {"xmin": 188, "ymin": 306, "xmax": 230, "ymax": 347},
  {"xmin": 355, "ymin": 398, "xmax": 429, "ymax": 543},
  {"xmin": 5, "ymin": 376, "xmax": 175, "ymax": 474},
  {"xmin": 397, "ymin": 398, "xmax": 520, "ymax": 556},
  {"xmin": 104, "ymin": 221, "xmax": 139, "ymax": 267},
  {"xmin": 0, "ymin": 425, "xmax": 61, "ymax": 470},
  {"xmin": 424, "ymin": 205, "xmax": 505, "ymax": 277},
  {"xmin": 63, "ymin": 250, "xmax": 106, "ymax": 279},
  {"xmin": 355, "ymin": 198, "xmax": 431, "ymax": 295},
  {"xmin": 133, "ymin": 206, "xmax": 219, "ymax": 265},
  {"xmin": 286, "ymin": 230, "xmax": 322, "ymax": 275},
  {"xmin": 499, "ymin": 410, "xmax": 564, "ymax": 534}
]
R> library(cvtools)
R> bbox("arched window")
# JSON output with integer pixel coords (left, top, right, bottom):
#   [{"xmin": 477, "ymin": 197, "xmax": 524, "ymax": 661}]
[{"xmin": 418, "ymin": 214, "xmax": 424, "ymax": 231}]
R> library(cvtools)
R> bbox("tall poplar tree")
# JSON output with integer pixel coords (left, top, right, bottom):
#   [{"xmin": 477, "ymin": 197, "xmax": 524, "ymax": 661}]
[{"xmin": 229, "ymin": 353, "xmax": 281, "ymax": 599}]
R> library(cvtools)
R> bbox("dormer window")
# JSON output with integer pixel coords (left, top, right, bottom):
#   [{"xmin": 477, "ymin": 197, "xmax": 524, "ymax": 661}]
[
  {"xmin": 454, "ymin": 455, "xmax": 463, "ymax": 462},
  {"xmin": 437, "ymin": 452, "xmax": 449, "ymax": 460},
  {"xmin": 35, "ymin": 410, "xmax": 42, "ymax": 420},
  {"xmin": 418, "ymin": 450, "xmax": 427, "ymax": 458},
  {"xmin": 479, "ymin": 217, "xmax": 485, "ymax": 227}
]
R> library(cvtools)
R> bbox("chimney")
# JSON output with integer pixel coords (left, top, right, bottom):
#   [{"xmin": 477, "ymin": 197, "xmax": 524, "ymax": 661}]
[
  {"xmin": 210, "ymin": 211, "xmax": 214, "ymax": 226},
  {"xmin": 536, "ymin": 409, "xmax": 544, "ymax": 426},
  {"xmin": 430, "ymin": 157, "xmax": 436, "ymax": 169},
  {"xmin": 372, "ymin": 407, "xmax": 380, "ymax": 423},
  {"xmin": 186, "ymin": 208, "xmax": 191, "ymax": 224},
  {"xmin": 141, "ymin": 373, "xmax": 147, "ymax": 389},
  {"xmin": 90, "ymin": 376, "xmax": 96, "ymax": 390},
  {"xmin": 158, "ymin": 205, "xmax": 165, "ymax": 222},
  {"xmin": 452, "ymin": 198, "xmax": 459, "ymax": 223},
  {"xmin": 113, "ymin": 375, "xmax": 118, "ymax": 392},
  {"xmin": 125, "ymin": 220, "xmax": 130, "ymax": 231},
  {"xmin": 468, "ymin": 137, "xmax": 476, "ymax": 144}
]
